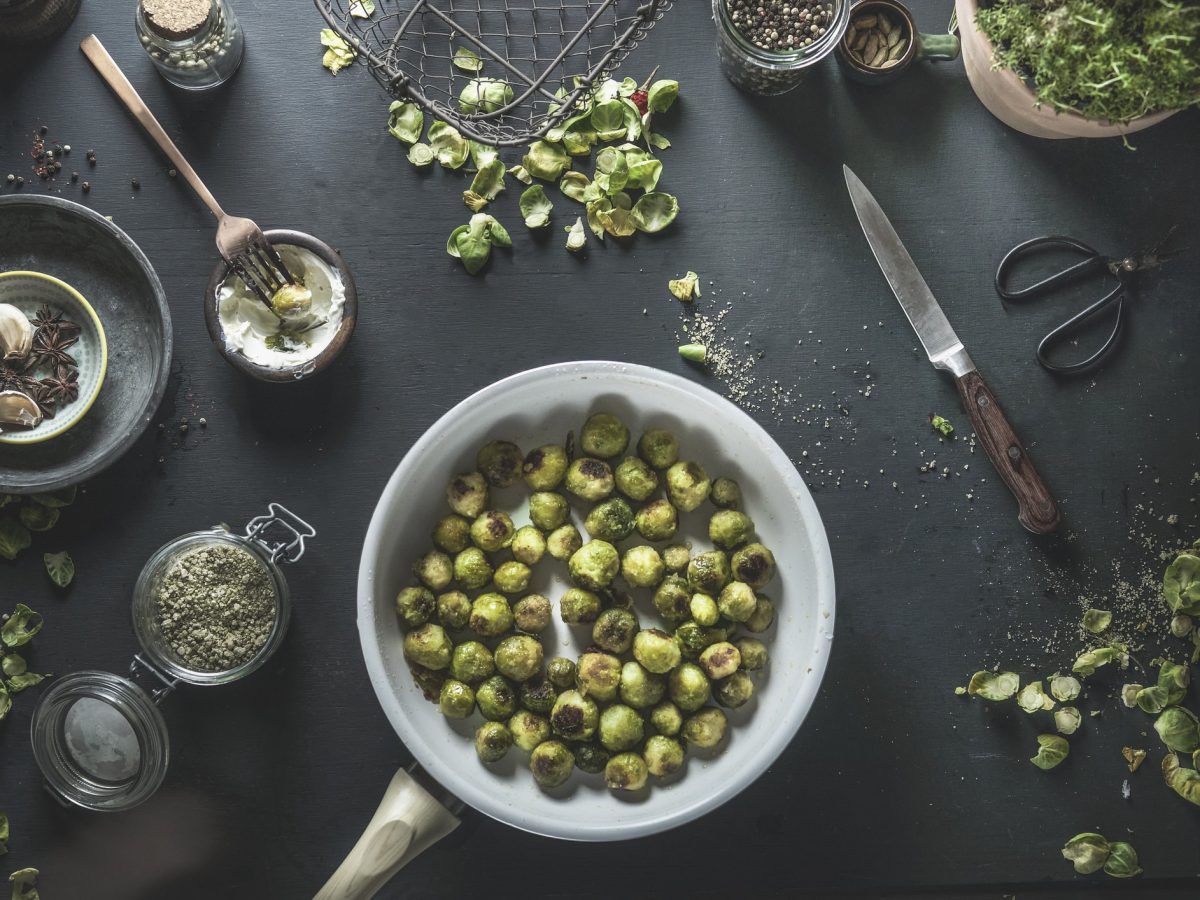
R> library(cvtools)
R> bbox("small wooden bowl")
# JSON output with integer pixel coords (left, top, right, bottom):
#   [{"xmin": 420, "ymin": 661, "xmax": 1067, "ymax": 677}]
[
  {"xmin": 204, "ymin": 230, "xmax": 357, "ymax": 384},
  {"xmin": 837, "ymin": 0, "xmax": 960, "ymax": 84}
]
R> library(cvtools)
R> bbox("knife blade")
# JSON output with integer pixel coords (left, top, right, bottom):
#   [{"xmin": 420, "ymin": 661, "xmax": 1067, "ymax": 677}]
[{"xmin": 843, "ymin": 164, "xmax": 1061, "ymax": 535}]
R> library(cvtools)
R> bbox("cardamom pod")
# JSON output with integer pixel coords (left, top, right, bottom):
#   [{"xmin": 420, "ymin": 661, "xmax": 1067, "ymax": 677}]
[
  {"xmin": 870, "ymin": 45, "xmax": 888, "ymax": 67},
  {"xmin": 879, "ymin": 15, "xmax": 893, "ymax": 36},
  {"xmin": 846, "ymin": 24, "xmax": 858, "ymax": 46},
  {"xmin": 880, "ymin": 59, "xmax": 900, "ymax": 69},
  {"xmin": 853, "ymin": 29, "xmax": 869, "ymax": 51},
  {"xmin": 887, "ymin": 28, "xmax": 901, "ymax": 48},
  {"xmin": 855, "ymin": 14, "xmax": 877, "ymax": 28},
  {"xmin": 889, "ymin": 38, "xmax": 908, "ymax": 60},
  {"xmin": 864, "ymin": 33, "xmax": 880, "ymax": 61}
]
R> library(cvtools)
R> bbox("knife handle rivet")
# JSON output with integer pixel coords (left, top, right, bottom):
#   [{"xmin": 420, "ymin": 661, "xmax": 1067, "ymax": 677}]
[{"xmin": 977, "ymin": 395, "xmax": 989, "ymax": 408}]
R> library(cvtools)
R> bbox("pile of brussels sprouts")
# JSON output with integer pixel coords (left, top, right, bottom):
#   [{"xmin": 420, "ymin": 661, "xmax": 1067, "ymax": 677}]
[{"xmin": 396, "ymin": 413, "xmax": 777, "ymax": 793}]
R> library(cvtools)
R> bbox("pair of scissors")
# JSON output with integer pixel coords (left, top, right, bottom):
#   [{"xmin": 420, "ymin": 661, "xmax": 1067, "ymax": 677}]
[{"xmin": 994, "ymin": 227, "xmax": 1185, "ymax": 375}]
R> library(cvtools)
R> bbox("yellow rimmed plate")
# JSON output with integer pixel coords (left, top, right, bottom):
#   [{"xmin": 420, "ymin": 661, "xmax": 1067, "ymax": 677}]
[{"xmin": 0, "ymin": 271, "xmax": 108, "ymax": 445}]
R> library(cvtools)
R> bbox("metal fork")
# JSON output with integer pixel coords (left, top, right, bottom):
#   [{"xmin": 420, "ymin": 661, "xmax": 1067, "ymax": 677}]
[{"xmin": 80, "ymin": 35, "xmax": 295, "ymax": 308}]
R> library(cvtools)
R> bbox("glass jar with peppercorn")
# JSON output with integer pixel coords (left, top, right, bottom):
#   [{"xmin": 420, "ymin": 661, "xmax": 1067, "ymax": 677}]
[
  {"xmin": 135, "ymin": 0, "xmax": 245, "ymax": 90},
  {"xmin": 0, "ymin": 0, "xmax": 81, "ymax": 45},
  {"xmin": 713, "ymin": 0, "xmax": 851, "ymax": 95}
]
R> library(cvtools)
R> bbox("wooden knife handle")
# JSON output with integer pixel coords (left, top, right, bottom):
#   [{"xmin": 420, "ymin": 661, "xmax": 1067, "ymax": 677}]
[{"xmin": 955, "ymin": 370, "xmax": 1061, "ymax": 534}]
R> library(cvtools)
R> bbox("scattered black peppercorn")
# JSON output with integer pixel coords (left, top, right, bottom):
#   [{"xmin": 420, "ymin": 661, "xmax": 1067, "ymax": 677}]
[
  {"xmin": 70, "ymin": 172, "xmax": 78, "ymax": 182},
  {"xmin": 81, "ymin": 182, "xmax": 90, "ymax": 193},
  {"xmin": 38, "ymin": 125, "xmax": 47, "ymax": 136},
  {"xmin": 51, "ymin": 146, "xmax": 61, "ymax": 158},
  {"xmin": 131, "ymin": 178, "xmax": 140, "ymax": 189},
  {"xmin": 15, "ymin": 177, "xmax": 24, "ymax": 187}
]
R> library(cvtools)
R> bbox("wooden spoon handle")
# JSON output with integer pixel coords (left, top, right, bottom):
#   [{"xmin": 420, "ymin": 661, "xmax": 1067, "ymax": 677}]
[
  {"xmin": 312, "ymin": 768, "xmax": 460, "ymax": 900},
  {"xmin": 955, "ymin": 369, "xmax": 1061, "ymax": 534}
]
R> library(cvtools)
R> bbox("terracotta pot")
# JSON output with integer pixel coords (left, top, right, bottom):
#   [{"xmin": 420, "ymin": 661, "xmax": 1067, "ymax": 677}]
[{"xmin": 955, "ymin": 0, "xmax": 1180, "ymax": 139}]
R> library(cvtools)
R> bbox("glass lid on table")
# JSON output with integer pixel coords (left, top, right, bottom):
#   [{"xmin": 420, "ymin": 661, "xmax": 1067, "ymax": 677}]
[{"xmin": 30, "ymin": 503, "xmax": 316, "ymax": 812}]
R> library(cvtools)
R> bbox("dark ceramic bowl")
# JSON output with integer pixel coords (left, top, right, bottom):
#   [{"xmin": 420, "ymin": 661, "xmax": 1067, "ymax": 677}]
[
  {"xmin": 0, "ymin": 195, "xmax": 172, "ymax": 494},
  {"xmin": 204, "ymin": 230, "xmax": 357, "ymax": 384},
  {"xmin": 836, "ymin": 0, "xmax": 960, "ymax": 84}
]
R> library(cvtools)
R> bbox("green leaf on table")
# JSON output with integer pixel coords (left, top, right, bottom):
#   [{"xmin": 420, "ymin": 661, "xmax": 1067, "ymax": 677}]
[
  {"xmin": 1164, "ymin": 551, "xmax": 1200, "ymax": 615},
  {"xmin": 320, "ymin": 29, "xmax": 356, "ymax": 75},
  {"xmin": 559, "ymin": 172, "xmax": 591, "ymax": 203},
  {"xmin": 1048, "ymin": 673, "xmax": 1080, "ymax": 701},
  {"xmin": 1061, "ymin": 832, "xmax": 1109, "ymax": 874},
  {"xmin": 407, "ymin": 143, "xmax": 434, "ymax": 167},
  {"xmin": 0, "ymin": 519, "xmax": 30, "ymax": 561},
  {"xmin": 462, "ymin": 191, "xmax": 488, "ymax": 213},
  {"xmin": 562, "ymin": 130, "xmax": 597, "ymax": 156},
  {"xmin": 1072, "ymin": 646, "xmax": 1119, "ymax": 675},
  {"xmin": 519, "ymin": 185, "xmax": 553, "ymax": 229},
  {"xmin": 1103, "ymin": 841, "xmax": 1142, "ymax": 878},
  {"xmin": 387, "ymin": 101, "xmax": 424, "ymax": 144},
  {"xmin": 522, "ymin": 141, "xmax": 570, "ymax": 181},
  {"xmin": 585, "ymin": 199, "xmax": 611, "ymax": 240},
  {"xmin": 1030, "ymin": 734, "xmax": 1069, "ymax": 770},
  {"xmin": 630, "ymin": 192, "xmax": 678, "ymax": 233},
  {"xmin": 966, "ymin": 670, "xmax": 1019, "ymax": 701},
  {"xmin": 646, "ymin": 79, "xmax": 679, "ymax": 113},
  {"xmin": 597, "ymin": 205, "xmax": 636, "ymax": 238},
  {"xmin": 1163, "ymin": 752, "xmax": 1200, "ymax": 806},
  {"xmin": 1054, "ymin": 706, "xmax": 1082, "ymax": 735},
  {"xmin": 0, "ymin": 810, "xmax": 6, "ymax": 852},
  {"xmin": 452, "ymin": 47, "xmax": 483, "ymax": 72},
  {"xmin": 590, "ymin": 99, "xmax": 628, "ymax": 141},
  {"xmin": 6, "ymin": 673, "xmax": 46, "ymax": 694},
  {"xmin": 31, "ymin": 486, "xmax": 75, "ymax": 509},
  {"xmin": 0, "ymin": 684, "xmax": 9, "ymax": 722},
  {"xmin": 459, "ymin": 78, "xmax": 513, "ymax": 114},
  {"xmin": 429, "ymin": 121, "xmax": 469, "ymax": 169},
  {"xmin": 647, "ymin": 131, "xmax": 671, "ymax": 151},
  {"xmin": 349, "ymin": 0, "xmax": 375, "ymax": 17},
  {"xmin": 1, "ymin": 655, "xmax": 24, "ymax": 678},
  {"xmin": 627, "ymin": 157, "xmax": 663, "ymax": 192},
  {"xmin": 508, "ymin": 165, "xmax": 532, "ymax": 184},
  {"xmin": 1082, "ymin": 608, "xmax": 1112, "ymax": 634},
  {"xmin": 18, "ymin": 504, "xmax": 56, "ymax": 533},
  {"xmin": 8, "ymin": 867, "xmax": 38, "ymax": 900},
  {"xmin": 593, "ymin": 147, "xmax": 628, "ymax": 195},
  {"xmin": 1016, "ymin": 680, "xmax": 1054, "ymax": 713},
  {"xmin": 469, "ymin": 159, "xmax": 506, "ymax": 201},
  {"xmin": 1, "ymin": 605, "xmax": 42, "ymax": 648},
  {"xmin": 43, "ymin": 551, "xmax": 73, "ymax": 588},
  {"xmin": 564, "ymin": 218, "xmax": 586, "ymax": 252},
  {"xmin": 669, "ymin": 271, "xmax": 701, "ymax": 302},
  {"xmin": 1154, "ymin": 706, "xmax": 1200, "ymax": 753}
]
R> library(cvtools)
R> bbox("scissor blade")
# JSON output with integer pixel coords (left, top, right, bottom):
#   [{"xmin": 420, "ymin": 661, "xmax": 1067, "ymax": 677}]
[{"xmin": 843, "ymin": 164, "xmax": 974, "ymax": 377}]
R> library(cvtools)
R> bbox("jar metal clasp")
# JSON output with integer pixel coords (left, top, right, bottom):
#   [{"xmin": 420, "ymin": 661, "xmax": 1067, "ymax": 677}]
[{"xmin": 244, "ymin": 502, "xmax": 317, "ymax": 565}]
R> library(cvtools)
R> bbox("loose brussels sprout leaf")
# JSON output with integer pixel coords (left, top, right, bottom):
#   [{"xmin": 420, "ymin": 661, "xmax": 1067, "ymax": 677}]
[
  {"xmin": 407, "ymin": 143, "xmax": 435, "ymax": 167},
  {"xmin": 630, "ymin": 192, "xmax": 679, "ymax": 233},
  {"xmin": 559, "ymin": 172, "xmax": 591, "ymax": 202},
  {"xmin": 1136, "ymin": 659, "xmax": 1189, "ymax": 714},
  {"xmin": 594, "ymin": 147, "xmax": 628, "ymax": 195},
  {"xmin": 647, "ymin": 131, "xmax": 671, "ymax": 150},
  {"xmin": 597, "ymin": 206, "xmax": 636, "ymax": 238},
  {"xmin": 1030, "ymin": 734, "xmax": 1069, "ymax": 770},
  {"xmin": 545, "ymin": 105, "xmax": 594, "ymax": 144},
  {"xmin": 484, "ymin": 215, "xmax": 511, "ymax": 247},
  {"xmin": 462, "ymin": 191, "xmax": 488, "ymax": 213},
  {"xmin": 678, "ymin": 343, "xmax": 707, "ymax": 363},
  {"xmin": 562, "ymin": 130, "xmax": 597, "ymax": 156},
  {"xmin": 966, "ymin": 670, "xmax": 1019, "ymax": 701},
  {"xmin": 1164, "ymin": 552, "xmax": 1200, "ymax": 615},
  {"xmin": 456, "ymin": 228, "xmax": 491, "ymax": 275},
  {"xmin": 18, "ymin": 504, "xmax": 56, "ymax": 533},
  {"xmin": 954, "ymin": 686, "xmax": 967, "ymax": 695},
  {"xmin": 627, "ymin": 157, "xmax": 663, "ymax": 191},
  {"xmin": 1061, "ymin": 832, "xmax": 1109, "ymax": 875},
  {"xmin": 7, "ymin": 672, "xmax": 45, "ymax": 692},
  {"xmin": 387, "ymin": 101, "xmax": 424, "ymax": 144},
  {"xmin": 565, "ymin": 217, "xmax": 586, "ymax": 252},
  {"xmin": 0, "ymin": 682, "xmax": 9, "ymax": 722},
  {"xmin": 1103, "ymin": 841, "xmax": 1142, "ymax": 878},
  {"xmin": 1054, "ymin": 706, "xmax": 1082, "ymax": 735},
  {"xmin": 429, "ymin": 121, "xmax": 469, "ymax": 169},
  {"xmin": 1017, "ymin": 680, "xmax": 1053, "ymax": 713},
  {"xmin": 522, "ymin": 141, "xmax": 570, "ymax": 181},
  {"xmin": 1072, "ymin": 646, "xmax": 1118, "ymax": 675},
  {"xmin": 611, "ymin": 191, "xmax": 632, "ymax": 211},
  {"xmin": 585, "ymin": 199, "xmax": 611, "ymax": 239},
  {"xmin": 930, "ymin": 414, "xmax": 954, "ymax": 436},
  {"xmin": 590, "ymin": 99, "xmax": 627, "ymax": 141},
  {"xmin": 320, "ymin": 29, "xmax": 356, "ymax": 75},
  {"xmin": 349, "ymin": 0, "xmax": 374, "ymax": 16},
  {"xmin": 459, "ymin": 78, "xmax": 513, "ymax": 114},
  {"xmin": 0, "ymin": 519, "xmax": 31, "ymax": 561},
  {"xmin": 519, "ymin": 185, "xmax": 553, "ymax": 229},
  {"xmin": 1154, "ymin": 706, "xmax": 1200, "ymax": 753},
  {"xmin": 446, "ymin": 225, "xmax": 469, "ymax": 258},
  {"xmin": 1, "ymin": 605, "xmax": 42, "ymax": 649},
  {"xmin": 43, "ymin": 551, "xmax": 73, "ymax": 588},
  {"xmin": 620, "ymin": 100, "xmax": 643, "ymax": 141},
  {"xmin": 1082, "ymin": 609, "xmax": 1112, "ymax": 634},
  {"xmin": 0, "ymin": 810, "xmax": 6, "ymax": 844},
  {"xmin": 470, "ymin": 159, "xmax": 506, "ymax": 201},
  {"xmin": 1121, "ymin": 683, "xmax": 1143, "ymax": 707},
  {"xmin": 1163, "ymin": 752, "xmax": 1200, "ymax": 805},
  {"xmin": 1122, "ymin": 746, "xmax": 1147, "ymax": 772},
  {"xmin": 1, "ymin": 655, "xmax": 23, "ymax": 677},
  {"xmin": 469, "ymin": 141, "xmax": 498, "ymax": 169},
  {"xmin": 1171, "ymin": 614, "xmax": 1194, "ymax": 638},
  {"xmin": 647, "ymin": 79, "xmax": 680, "ymax": 113},
  {"xmin": 452, "ymin": 46, "xmax": 483, "ymax": 72},
  {"xmin": 31, "ymin": 486, "xmax": 75, "ymax": 509},
  {"xmin": 508, "ymin": 164, "xmax": 532, "ymax": 184},
  {"xmin": 669, "ymin": 271, "xmax": 701, "ymax": 302},
  {"xmin": 1049, "ymin": 674, "xmax": 1081, "ymax": 702}
]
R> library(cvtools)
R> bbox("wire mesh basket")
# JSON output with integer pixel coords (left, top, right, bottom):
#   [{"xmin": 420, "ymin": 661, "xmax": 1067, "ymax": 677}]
[{"xmin": 315, "ymin": 0, "xmax": 672, "ymax": 147}]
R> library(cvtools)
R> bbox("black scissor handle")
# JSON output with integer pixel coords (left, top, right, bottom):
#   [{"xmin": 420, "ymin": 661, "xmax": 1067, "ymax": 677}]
[
  {"xmin": 1037, "ymin": 292, "xmax": 1126, "ymax": 375},
  {"xmin": 995, "ymin": 235, "xmax": 1110, "ymax": 301}
]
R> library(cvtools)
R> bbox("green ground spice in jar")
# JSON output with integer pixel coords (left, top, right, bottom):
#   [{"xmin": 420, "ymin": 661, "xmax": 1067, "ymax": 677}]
[{"xmin": 153, "ymin": 543, "xmax": 277, "ymax": 672}]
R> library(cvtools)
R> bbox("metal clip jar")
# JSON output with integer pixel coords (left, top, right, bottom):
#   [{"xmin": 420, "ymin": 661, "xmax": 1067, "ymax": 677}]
[
  {"xmin": 713, "ymin": 0, "xmax": 850, "ymax": 96},
  {"xmin": 135, "ymin": 0, "xmax": 245, "ymax": 90},
  {"xmin": 30, "ymin": 503, "xmax": 315, "ymax": 812}
]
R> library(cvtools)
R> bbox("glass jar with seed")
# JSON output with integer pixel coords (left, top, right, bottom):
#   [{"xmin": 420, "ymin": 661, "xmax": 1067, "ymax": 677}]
[
  {"xmin": 135, "ymin": 0, "xmax": 245, "ymax": 90},
  {"xmin": 713, "ymin": 0, "xmax": 850, "ymax": 95}
]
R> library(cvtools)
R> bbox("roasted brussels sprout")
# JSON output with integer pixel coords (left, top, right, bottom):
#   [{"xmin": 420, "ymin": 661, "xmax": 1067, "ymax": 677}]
[
  {"xmin": 665, "ymin": 460, "xmax": 711, "ymax": 512},
  {"xmin": 661, "ymin": 544, "xmax": 691, "ymax": 574},
  {"xmin": 699, "ymin": 641, "xmax": 741, "ymax": 680},
  {"xmin": 619, "ymin": 660, "xmax": 666, "ymax": 709},
  {"xmin": 605, "ymin": 752, "xmax": 648, "ymax": 791},
  {"xmin": 716, "ymin": 671, "xmax": 755, "ymax": 708},
  {"xmin": 682, "ymin": 708, "xmax": 728, "ymax": 749},
  {"xmin": 674, "ymin": 621, "xmax": 715, "ymax": 658},
  {"xmin": 519, "ymin": 676, "xmax": 558, "ymax": 715},
  {"xmin": 621, "ymin": 545, "xmax": 665, "ymax": 588},
  {"xmin": 453, "ymin": 547, "xmax": 494, "ymax": 590},
  {"xmin": 689, "ymin": 593, "xmax": 719, "ymax": 627},
  {"xmin": 599, "ymin": 704, "xmax": 646, "ymax": 752},
  {"xmin": 433, "ymin": 514, "xmax": 472, "ymax": 554},
  {"xmin": 745, "ymin": 594, "xmax": 775, "ymax": 632},
  {"xmin": 510, "ymin": 526, "xmax": 546, "ymax": 565},
  {"xmin": 668, "ymin": 662, "xmax": 711, "ymax": 711},
  {"xmin": 513, "ymin": 593, "xmax": 552, "ymax": 633},
  {"xmin": 451, "ymin": 640, "xmax": 495, "ymax": 683},
  {"xmin": 529, "ymin": 491, "xmax": 571, "ymax": 530},
  {"xmin": 635, "ymin": 498, "xmax": 678, "ymax": 542},
  {"xmin": 708, "ymin": 510, "xmax": 754, "ymax": 551},
  {"xmin": 584, "ymin": 497, "xmax": 636, "ymax": 542},
  {"xmin": 688, "ymin": 551, "xmax": 731, "ymax": 595},
  {"xmin": 637, "ymin": 429, "xmax": 679, "ymax": 470},
  {"xmin": 469, "ymin": 593, "xmax": 514, "ymax": 637},
  {"xmin": 568, "ymin": 540, "xmax": 620, "ymax": 590},
  {"xmin": 653, "ymin": 575, "xmax": 692, "ymax": 623},
  {"xmin": 573, "ymin": 743, "xmax": 611, "ymax": 774},
  {"xmin": 493, "ymin": 635, "xmax": 544, "ymax": 682},
  {"xmin": 564, "ymin": 458, "xmax": 615, "ymax": 502},
  {"xmin": 650, "ymin": 700, "xmax": 683, "ymax": 736},
  {"xmin": 439, "ymin": 679, "xmax": 476, "ymax": 718},
  {"xmin": 477, "ymin": 440, "xmax": 523, "ymax": 488},
  {"xmin": 530, "ymin": 740, "xmax": 575, "ymax": 787},
  {"xmin": 709, "ymin": 476, "xmax": 741, "ymax": 509},
  {"xmin": 546, "ymin": 656, "xmax": 578, "ymax": 691},
  {"xmin": 550, "ymin": 689, "xmax": 599, "ymax": 740},
  {"xmin": 633, "ymin": 628, "xmax": 683, "ymax": 674},
  {"xmin": 577, "ymin": 651, "xmax": 622, "ymax": 702},
  {"xmin": 559, "ymin": 587, "xmax": 603, "ymax": 624},
  {"xmin": 643, "ymin": 734, "xmax": 685, "ymax": 776},
  {"xmin": 580, "ymin": 413, "xmax": 630, "ymax": 459},
  {"xmin": 614, "ymin": 456, "xmax": 659, "ymax": 502},
  {"xmin": 718, "ymin": 580, "xmax": 757, "ymax": 622},
  {"xmin": 471, "ymin": 510, "xmax": 515, "ymax": 552},
  {"xmin": 403, "ymin": 623, "xmax": 452, "ymax": 670},
  {"xmin": 409, "ymin": 664, "xmax": 448, "ymax": 703},
  {"xmin": 731, "ymin": 542, "xmax": 776, "ymax": 589},
  {"xmin": 475, "ymin": 721, "xmax": 513, "ymax": 762},
  {"xmin": 593, "ymin": 607, "xmax": 640, "ymax": 654},
  {"xmin": 735, "ymin": 637, "xmax": 769, "ymax": 670},
  {"xmin": 509, "ymin": 710, "xmax": 552, "ymax": 752},
  {"xmin": 476, "ymin": 675, "xmax": 518, "ymax": 721},
  {"xmin": 437, "ymin": 590, "xmax": 471, "ymax": 629},
  {"xmin": 493, "ymin": 560, "xmax": 532, "ymax": 594},
  {"xmin": 396, "ymin": 586, "xmax": 436, "ymax": 628},
  {"xmin": 446, "ymin": 472, "xmax": 489, "ymax": 518},
  {"xmin": 546, "ymin": 523, "xmax": 584, "ymax": 561},
  {"xmin": 522, "ymin": 443, "xmax": 569, "ymax": 491}
]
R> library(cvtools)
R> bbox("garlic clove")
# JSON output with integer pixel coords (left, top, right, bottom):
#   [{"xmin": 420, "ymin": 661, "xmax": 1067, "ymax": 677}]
[
  {"xmin": 0, "ymin": 304, "xmax": 34, "ymax": 362},
  {"xmin": 0, "ymin": 390, "xmax": 42, "ymax": 431}
]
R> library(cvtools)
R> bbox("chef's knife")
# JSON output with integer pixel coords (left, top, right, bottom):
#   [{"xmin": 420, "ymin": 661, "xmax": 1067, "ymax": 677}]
[{"xmin": 843, "ymin": 164, "xmax": 1061, "ymax": 534}]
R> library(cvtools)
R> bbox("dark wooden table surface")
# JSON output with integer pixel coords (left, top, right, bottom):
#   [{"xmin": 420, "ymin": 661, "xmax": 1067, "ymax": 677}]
[{"xmin": 2, "ymin": 1, "xmax": 1199, "ymax": 897}]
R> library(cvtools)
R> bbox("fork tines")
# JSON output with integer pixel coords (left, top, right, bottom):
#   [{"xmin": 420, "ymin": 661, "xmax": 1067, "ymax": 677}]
[{"xmin": 233, "ymin": 238, "xmax": 298, "ymax": 306}]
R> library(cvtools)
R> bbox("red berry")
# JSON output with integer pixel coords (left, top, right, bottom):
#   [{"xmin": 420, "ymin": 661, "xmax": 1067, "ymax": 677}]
[{"xmin": 631, "ymin": 90, "xmax": 649, "ymax": 115}]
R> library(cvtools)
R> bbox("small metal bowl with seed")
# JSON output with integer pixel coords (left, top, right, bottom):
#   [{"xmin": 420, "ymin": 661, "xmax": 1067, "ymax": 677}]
[{"xmin": 836, "ymin": 0, "xmax": 959, "ymax": 84}]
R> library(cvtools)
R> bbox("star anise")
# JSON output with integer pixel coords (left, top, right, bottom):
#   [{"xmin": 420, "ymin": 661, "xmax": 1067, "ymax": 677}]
[
  {"xmin": 40, "ymin": 366, "xmax": 79, "ymax": 406},
  {"xmin": 0, "ymin": 365, "xmax": 26, "ymax": 391},
  {"xmin": 25, "ymin": 381, "xmax": 56, "ymax": 420},
  {"xmin": 31, "ymin": 328, "xmax": 77, "ymax": 369},
  {"xmin": 31, "ymin": 305, "xmax": 64, "ymax": 330}
]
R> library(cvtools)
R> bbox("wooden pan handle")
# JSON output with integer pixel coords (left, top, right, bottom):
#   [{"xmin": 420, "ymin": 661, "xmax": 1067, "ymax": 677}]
[
  {"xmin": 955, "ymin": 370, "xmax": 1061, "ymax": 534},
  {"xmin": 313, "ymin": 768, "xmax": 460, "ymax": 900}
]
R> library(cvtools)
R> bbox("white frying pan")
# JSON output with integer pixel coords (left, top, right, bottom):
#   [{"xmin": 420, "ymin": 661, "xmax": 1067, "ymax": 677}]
[{"xmin": 317, "ymin": 361, "xmax": 836, "ymax": 899}]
